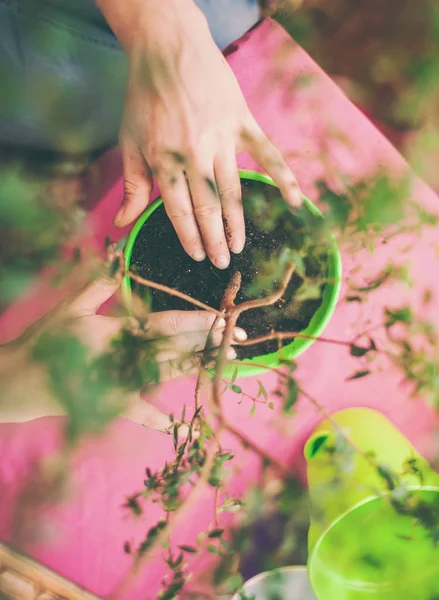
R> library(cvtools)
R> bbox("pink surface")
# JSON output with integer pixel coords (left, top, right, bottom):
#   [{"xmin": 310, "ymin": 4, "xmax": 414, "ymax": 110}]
[{"xmin": 1, "ymin": 18, "xmax": 439, "ymax": 599}]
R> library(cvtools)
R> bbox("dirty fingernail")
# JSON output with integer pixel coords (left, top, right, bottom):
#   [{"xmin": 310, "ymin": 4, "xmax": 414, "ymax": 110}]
[
  {"xmin": 215, "ymin": 255, "xmax": 229, "ymax": 269},
  {"xmin": 192, "ymin": 249, "xmax": 206, "ymax": 261},
  {"xmin": 234, "ymin": 328, "xmax": 247, "ymax": 341},
  {"xmin": 227, "ymin": 348, "xmax": 237, "ymax": 360}
]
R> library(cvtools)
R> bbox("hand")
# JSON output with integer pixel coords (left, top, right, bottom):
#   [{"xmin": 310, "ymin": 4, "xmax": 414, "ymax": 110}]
[
  {"xmin": 1, "ymin": 268, "xmax": 246, "ymax": 434},
  {"xmin": 110, "ymin": 0, "xmax": 302, "ymax": 268}
]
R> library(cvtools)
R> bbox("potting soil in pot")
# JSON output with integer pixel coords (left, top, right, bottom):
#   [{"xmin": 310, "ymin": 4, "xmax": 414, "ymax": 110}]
[{"xmin": 130, "ymin": 179, "xmax": 331, "ymax": 359}]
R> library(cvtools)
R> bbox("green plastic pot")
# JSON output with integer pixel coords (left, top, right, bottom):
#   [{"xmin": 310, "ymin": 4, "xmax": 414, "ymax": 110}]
[
  {"xmin": 122, "ymin": 169, "xmax": 342, "ymax": 378},
  {"xmin": 232, "ymin": 566, "xmax": 316, "ymax": 600},
  {"xmin": 305, "ymin": 408, "xmax": 439, "ymax": 600}
]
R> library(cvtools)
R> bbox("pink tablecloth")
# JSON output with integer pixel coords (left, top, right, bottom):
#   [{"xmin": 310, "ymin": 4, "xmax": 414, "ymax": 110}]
[{"xmin": 1, "ymin": 18, "xmax": 439, "ymax": 599}]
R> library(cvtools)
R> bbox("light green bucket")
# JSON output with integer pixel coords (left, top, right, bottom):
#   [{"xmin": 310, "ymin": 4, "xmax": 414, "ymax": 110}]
[
  {"xmin": 232, "ymin": 566, "xmax": 316, "ymax": 600},
  {"xmin": 304, "ymin": 408, "xmax": 439, "ymax": 600}
]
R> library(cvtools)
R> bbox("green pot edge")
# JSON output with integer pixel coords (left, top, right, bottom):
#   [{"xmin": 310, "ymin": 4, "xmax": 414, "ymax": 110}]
[{"xmin": 122, "ymin": 169, "xmax": 342, "ymax": 379}]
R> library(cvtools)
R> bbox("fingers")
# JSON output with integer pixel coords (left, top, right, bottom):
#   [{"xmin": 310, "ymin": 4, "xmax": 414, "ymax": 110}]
[
  {"xmin": 72, "ymin": 315, "xmax": 130, "ymax": 354},
  {"xmin": 145, "ymin": 310, "xmax": 218, "ymax": 338},
  {"xmin": 125, "ymin": 396, "xmax": 190, "ymax": 438},
  {"xmin": 114, "ymin": 135, "xmax": 154, "ymax": 227},
  {"xmin": 156, "ymin": 167, "xmax": 206, "ymax": 262},
  {"xmin": 144, "ymin": 310, "xmax": 246, "ymax": 350},
  {"xmin": 241, "ymin": 123, "xmax": 302, "ymax": 208},
  {"xmin": 186, "ymin": 161, "xmax": 230, "ymax": 269},
  {"xmin": 214, "ymin": 151, "xmax": 245, "ymax": 254},
  {"xmin": 158, "ymin": 355, "xmax": 202, "ymax": 381}
]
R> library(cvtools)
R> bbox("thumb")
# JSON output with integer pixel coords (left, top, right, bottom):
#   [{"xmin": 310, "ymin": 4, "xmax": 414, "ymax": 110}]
[
  {"xmin": 66, "ymin": 273, "xmax": 121, "ymax": 317},
  {"xmin": 125, "ymin": 396, "xmax": 192, "ymax": 439},
  {"xmin": 114, "ymin": 134, "xmax": 153, "ymax": 227}
]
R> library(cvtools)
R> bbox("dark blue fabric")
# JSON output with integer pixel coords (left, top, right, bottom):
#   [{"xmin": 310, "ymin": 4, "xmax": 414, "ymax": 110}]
[{"xmin": 0, "ymin": 0, "xmax": 259, "ymax": 153}]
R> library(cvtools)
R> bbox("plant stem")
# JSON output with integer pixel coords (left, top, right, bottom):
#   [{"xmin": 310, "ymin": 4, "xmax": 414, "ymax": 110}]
[
  {"xmin": 233, "ymin": 263, "xmax": 296, "ymax": 316},
  {"xmin": 111, "ymin": 439, "xmax": 221, "ymax": 600},
  {"xmin": 237, "ymin": 331, "xmax": 352, "ymax": 348},
  {"xmin": 126, "ymin": 270, "xmax": 222, "ymax": 316}
]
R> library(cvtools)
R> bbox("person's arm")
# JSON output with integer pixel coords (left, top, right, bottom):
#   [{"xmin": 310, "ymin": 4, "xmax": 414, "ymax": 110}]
[
  {"xmin": 95, "ymin": 0, "xmax": 302, "ymax": 269},
  {"xmin": 0, "ymin": 343, "xmax": 63, "ymax": 422},
  {"xmin": 0, "ymin": 271, "xmax": 244, "ymax": 427}
]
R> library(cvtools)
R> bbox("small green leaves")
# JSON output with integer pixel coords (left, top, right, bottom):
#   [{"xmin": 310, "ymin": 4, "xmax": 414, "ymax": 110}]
[
  {"xmin": 256, "ymin": 380, "xmax": 268, "ymax": 401},
  {"xmin": 347, "ymin": 369, "xmax": 371, "ymax": 380},
  {"xmin": 178, "ymin": 545, "xmax": 197, "ymax": 554},
  {"xmin": 376, "ymin": 463, "xmax": 399, "ymax": 491},
  {"xmin": 124, "ymin": 495, "xmax": 142, "ymax": 516},
  {"xmin": 219, "ymin": 497, "xmax": 243, "ymax": 513},
  {"xmin": 108, "ymin": 256, "xmax": 120, "ymax": 278},
  {"xmin": 385, "ymin": 306, "xmax": 413, "ymax": 327},
  {"xmin": 350, "ymin": 338, "xmax": 377, "ymax": 357},
  {"xmin": 208, "ymin": 528, "xmax": 225, "ymax": 538},
  {"xmin": 284, "ymin": 379, "xmax": 299, "ymax": 413}
]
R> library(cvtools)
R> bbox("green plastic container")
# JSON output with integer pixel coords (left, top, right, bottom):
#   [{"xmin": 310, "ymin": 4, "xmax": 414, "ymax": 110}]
[
  {"xmin": 122, "ymin": 169, "xmax": 342, "ymax": 378},
  {"xmin": 305, "ymin": 408, "xmax": 439, "ymax": 600},
  {"xmin": 232, "ymin": 566, "xmax": 316, "ymax": 600}
]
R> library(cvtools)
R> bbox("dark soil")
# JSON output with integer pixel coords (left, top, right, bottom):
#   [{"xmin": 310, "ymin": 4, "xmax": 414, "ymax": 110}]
[{"xmin": 130, "ymin": 178, "xmax": 329, "ymax": 359}]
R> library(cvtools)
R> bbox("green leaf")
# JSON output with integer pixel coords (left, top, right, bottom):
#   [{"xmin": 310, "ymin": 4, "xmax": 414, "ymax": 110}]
[
  {"xmin": 256, "ymin": 379, "xmax": 268, "ymax": 401},
  {"xmin": 284, "ymin": 379, "xmax": 299, "ymax": 413},
  {"xmin": 108, "ymin": 256, "xmax": 120, "ymax": 278},
  {"xmin": 377, "ymin": 463, "xmax": 399, "ymax": 490},
  {"xmin": 178, "ymin": 545, "xmax": 198, "ymax": 553},
  {"xmin": 317, "ymin": 181, "xmax": 352, "ymax": 230},
  {"xmin": 208, "ymin": 528, "xmax": 224, "ymax": 538},
  {"xmin": 288, "ymin": 250, "xmax": 306, "ymax": 277},
  {"xmin": 173, "ymin": 424, "xmax": 179, "ymax": 450},
  {"xmin": 268, "ymin": 402, "xmax": 275, "ymax": 410},
  {"xmin": 223, "ymin": 573, "xmax": 245, "ymax": 593},
  {"xmin": 207, "ymin": 544, "xmax": 222, "ymax": 554},
  {"xmin": 219, "ymin": 497, "xmax": 243, "ymax": 513},
  {"xmin": 173, "ymin": 553, "xmax": 184, "ymax": 569},
  {"xmin": 347, "ymin": 370, "xmax": 371, "ymax": 380},
  {"xmin": 196, "ymin": 532, "xmax": 207, "ymax": 545},
  {"xmin": 350, "ymin": 339, "xmax": 376, "ymax": 357},
  {"xmin": 193, "ymin": 406, "xmax": 203, "ymax": 420},
  {"xmin": 115, "ymin": 237, "xmax": 127, "ymax": 252},
  {"xmin": 219, "ymin": 538, "xmax": 234, "ymax": 552},
  {"xmin": 249, "ymin": 403, "xmax": 256, "ymax": 418},
  {"xmin": 231, "ymin": 384, "xmax": 242, "ymax": 394},
  {"xmin": 385, "ymin": 307, "xmax": 413, "ymax": 327},
  {"xmin": 231, "ymin": 366, "xmax": 238, "ymax": 383},
  {"xmin": 125, "ymin": 496, "xmax": 142, "ymax": 516}
]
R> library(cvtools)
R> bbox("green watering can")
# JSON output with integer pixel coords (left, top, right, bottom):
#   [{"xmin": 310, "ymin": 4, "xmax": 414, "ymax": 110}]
[{"xmin": 305, "ymin": 408, "xmax": 439, "ymax": 600}]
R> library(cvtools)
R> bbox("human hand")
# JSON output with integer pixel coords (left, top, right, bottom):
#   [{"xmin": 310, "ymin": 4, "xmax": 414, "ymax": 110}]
[
  {"xmin": 2, "ymin": 267, "xmax": 245, "ymax": 433},
  {"xmin": 110, "ymin": 0, "xmax": 302, "ymax": 268}
]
